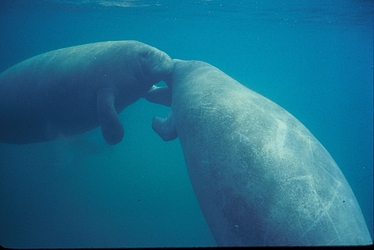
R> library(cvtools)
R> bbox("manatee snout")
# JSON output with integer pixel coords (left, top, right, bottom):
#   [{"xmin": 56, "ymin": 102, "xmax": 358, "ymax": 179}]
[{"xmin": 138, "ymin": 47, "xmax": 173, "ymax": 84}]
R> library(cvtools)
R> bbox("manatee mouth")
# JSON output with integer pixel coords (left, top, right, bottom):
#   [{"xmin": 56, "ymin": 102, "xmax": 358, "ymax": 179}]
[{"xmin": 148, "ymin": 62, "xmax": 159, "ymax": 72}]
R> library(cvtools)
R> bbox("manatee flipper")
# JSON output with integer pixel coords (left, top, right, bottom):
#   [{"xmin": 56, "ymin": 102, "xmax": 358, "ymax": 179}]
[
  {"xmin": 146, "ymin": 86, "xmax": 176, "ymax": 140},
  {"xmin": 152, "ymin": 110, "xmax": 177, "ymax": 141},
  {"xmin": 97, "ymin": 88, "xmax": 124, "ymax": 145},
  {"xmin": 145, "ymin": 85, "xmax": 172, "ymax": 107}
]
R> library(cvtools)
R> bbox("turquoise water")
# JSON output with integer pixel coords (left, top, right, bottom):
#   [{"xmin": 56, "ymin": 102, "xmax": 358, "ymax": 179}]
[{"xmin": 0, "ymin": 0, "xmax": 372, "ymax": 247}]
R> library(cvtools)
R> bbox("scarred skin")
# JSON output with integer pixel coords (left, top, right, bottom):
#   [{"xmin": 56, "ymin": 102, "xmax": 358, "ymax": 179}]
[
  {"xmin": 147, "ymin": 59, "xmax": 372, "ymax": 246},
  {"xmin": 0, "ymin": 40, "xmax": 173, "ymax": 145}
]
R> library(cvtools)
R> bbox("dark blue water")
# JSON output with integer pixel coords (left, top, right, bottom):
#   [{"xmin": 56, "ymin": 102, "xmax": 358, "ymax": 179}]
[{"xmin": 0, "ymin": 0, "xmax": 372, "ymax": 247}]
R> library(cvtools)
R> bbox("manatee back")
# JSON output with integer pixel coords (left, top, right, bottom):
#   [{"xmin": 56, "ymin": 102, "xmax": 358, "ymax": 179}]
[{"xmin": 170, "ymin": 60, "xmax": 371, "ymax": 246}]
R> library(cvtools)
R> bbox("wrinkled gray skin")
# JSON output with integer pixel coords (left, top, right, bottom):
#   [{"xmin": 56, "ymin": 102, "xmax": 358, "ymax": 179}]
[
  {"xmin": 0, "ymin": 41, "xmax": 173, "ymax": 145},
  {"xmin": 146, "ymin": 59, "xmax": 372, "ymax": 246}
]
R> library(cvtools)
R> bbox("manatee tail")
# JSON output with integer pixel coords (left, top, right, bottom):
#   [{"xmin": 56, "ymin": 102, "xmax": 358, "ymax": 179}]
[{"xmin": 152, "ymin": 110, "xmax": 178, "ymax": 141}]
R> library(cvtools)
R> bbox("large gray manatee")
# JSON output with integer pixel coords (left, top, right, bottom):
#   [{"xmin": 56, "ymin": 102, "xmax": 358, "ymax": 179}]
[
  {"xmin": 146, "ymin": 59, "xmax": 372, "ymax": 246},
  {"xmin": 0, "ymin": 40, "xmax": 173, "ymax": 145}
]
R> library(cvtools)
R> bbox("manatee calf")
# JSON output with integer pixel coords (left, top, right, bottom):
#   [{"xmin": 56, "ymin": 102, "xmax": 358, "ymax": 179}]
[
  {"xmin": 0, "ymin": 41, "xmax": 173, "ymax": 145},
  {"xmin": 146, "ymin": 59, "xmax": 371, "ymax": 246}
]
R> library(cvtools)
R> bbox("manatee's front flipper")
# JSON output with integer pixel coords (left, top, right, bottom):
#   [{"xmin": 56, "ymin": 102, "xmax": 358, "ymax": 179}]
[
  {"xmin": 152, "ymin": 110, "xmax": 178, "ymax": 141},
  {"xmin": 144, "ymin": 85, "xmax": 172, "ymax": 107},
  {"xmin": 97, "ymin": 88, "xmax": 124, "ymax": 145}
]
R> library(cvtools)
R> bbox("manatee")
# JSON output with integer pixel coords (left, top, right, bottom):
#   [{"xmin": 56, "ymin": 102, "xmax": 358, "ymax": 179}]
[
  {"xmin": 146, "ymin": 59, "xmax": 372, "ymax": 246},
  {"xmin": 0, "ymin": 40, "xmax": 173, "ymax": 145}
]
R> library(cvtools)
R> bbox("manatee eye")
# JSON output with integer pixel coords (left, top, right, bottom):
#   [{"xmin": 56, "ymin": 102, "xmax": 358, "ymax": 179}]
[{"xmin": 140, "ymin": 50, "xmax": 152, "ymax": 58}]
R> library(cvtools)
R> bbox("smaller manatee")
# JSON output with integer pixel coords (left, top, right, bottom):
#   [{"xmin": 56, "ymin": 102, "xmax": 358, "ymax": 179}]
[{"xmin": 0, "ymin": 40, "xmax": 173, "ymax": 145}]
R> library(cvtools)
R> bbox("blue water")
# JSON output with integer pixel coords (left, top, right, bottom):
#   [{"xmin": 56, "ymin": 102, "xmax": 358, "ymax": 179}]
[{"xmin": 0, "ymin": 0, "xmax": 372, "ymax": 247}]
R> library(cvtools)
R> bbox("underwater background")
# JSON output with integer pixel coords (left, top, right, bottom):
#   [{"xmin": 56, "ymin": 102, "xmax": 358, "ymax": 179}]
[{"xmin": 0, "ymin": 0, "xmax": 372, "ymax": 248}]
